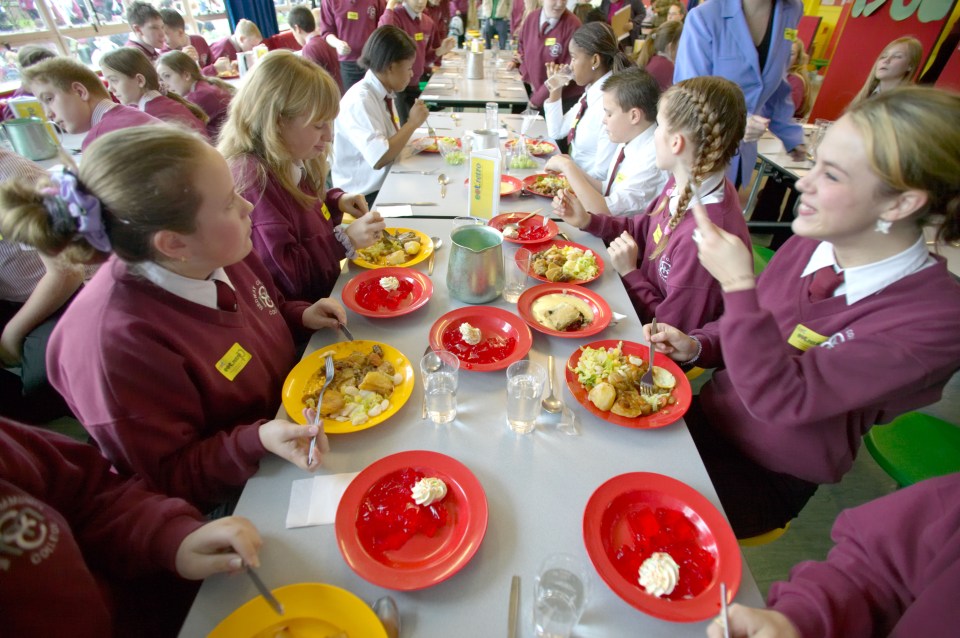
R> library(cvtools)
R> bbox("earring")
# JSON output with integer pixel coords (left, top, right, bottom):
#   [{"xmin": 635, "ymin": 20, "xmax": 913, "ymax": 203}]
[
  {"xmin": 875, "ymin": 219, "xmax": 892, "ymax": 234},
  {"xmin": 591, "ymin": 65, "xmax": 597, "ymax": 71}
]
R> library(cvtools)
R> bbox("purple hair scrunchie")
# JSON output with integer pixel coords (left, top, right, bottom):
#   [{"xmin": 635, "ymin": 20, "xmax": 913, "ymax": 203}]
[{"xmin": 46, "ymin": 168, "xmax": 111, "ymax": 252}]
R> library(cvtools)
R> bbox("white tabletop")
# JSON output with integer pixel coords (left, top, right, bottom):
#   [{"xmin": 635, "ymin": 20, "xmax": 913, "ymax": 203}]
[
  {"xmin": 424, "ymin": 51, "xmax": 529, "ymax": 108},
  {"xmin": 179, "ymin": 219, "xmax": 763, "ymax": 637}
]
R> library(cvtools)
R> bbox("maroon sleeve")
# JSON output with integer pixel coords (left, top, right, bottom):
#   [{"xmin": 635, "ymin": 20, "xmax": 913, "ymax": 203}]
[
  {"xmin": 379, "ymin": 7, "xmax": 397, "ymax": 27},
  {"xmin": 318, "ymin": 0, "xmax": 338, "ymax": 38},
  {"xmin": 325, "ymin": 187, "xmax": 346, "ymax": 225}
]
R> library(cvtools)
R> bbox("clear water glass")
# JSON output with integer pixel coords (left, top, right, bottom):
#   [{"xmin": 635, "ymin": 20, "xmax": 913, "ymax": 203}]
[
  {"xmin": 534, "ymin": 553, "xmax": 590, "ymax": 638},
  {"xmin": 421, "ymin": 350, "xmax": 459, "ymax": 424},
  {"xmin": 544, "ymin": 65, "xmax": 573, "ymax": 92},
  {"xmin": 503, "ymin": 247, "xmax": 531, "ymax": 303},
  {"xmin": 506, "ymin": 360, "xmax": 545, "ymax": 434},
  {"xmin": 485, "ymin": 102, "xmax": 499, "ymax": 132}
]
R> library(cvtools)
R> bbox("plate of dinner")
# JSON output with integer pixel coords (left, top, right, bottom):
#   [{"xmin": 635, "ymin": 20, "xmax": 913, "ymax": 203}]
[
  {"xmin": 352, "ymin": 228, "xmax": 434, "ymax": 269},
  {"xmin": 208, "ymin": 582, "xmax": 388, "ymax": 637},
  {"xmin": 336, "ymin": 450, "xmax": 489, "ymax": 590},
  {"xmin": 516, "ymin": 283, "xmax": 611, "ymax": 338},
  {"xmin": 522, "ymin": 173, "xmax": 570, "ymax": 198},
  {"xmin": 342, "ymin": 267, "xmax": 433, "ymax": 318},
  {"xmin": 487, "ymin": 212, "xmax": 559, "ymax": 244},
  {"xmin": 526, "ymin": 240, "xmax": 604, "ymax": 285},
  {"xmin": 462, "ymin": 174, "xmax": 524, "ymax": 197},
  {"xmin": 583, "ymin": 472, "xmax": 741, "ymax": 622},
  {"xmin": 428, "ymin": 306, "xmax": 533, "ymax": 372},
  {"xmin": 281, "ymin": 340, "xmax": 415, "ymax": 433},
  {"xmin": 565, "ymin": 339, "xmax": 691, "ymax": 429},
  {"xmin": 505, "ymin": 138, "xmax": 558, "ymax": 156}
]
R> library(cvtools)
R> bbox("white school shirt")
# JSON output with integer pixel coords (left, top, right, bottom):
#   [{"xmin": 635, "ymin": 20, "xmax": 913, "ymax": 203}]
[
  {"xmin": 89, "ymin": 99, "xmax": 119, "ymax": 126},
  {"xmin": 544, "ymin": 71, "xmax": 617, "ymax": 181},
  {"xmin": 133, "ymin": 262, "xmax": 234, "ymax": 310},
  {"xmin": 332, "ymin": 70, "xmax": 395, "ymax": 195},
  {"xmin": 603, "ymin": 124, "xmax": 668, "ymax": 216},
  {"xmin": 137, "ymin": 90, "xmax": 163, "ymax": 110}
]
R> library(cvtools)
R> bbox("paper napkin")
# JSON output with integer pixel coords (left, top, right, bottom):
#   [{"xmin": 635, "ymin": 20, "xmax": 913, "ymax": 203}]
[
  {"xmin": 376, "ymin": 205, "xmax": 414, "ymax": 217},
  {"xmin": 285, "ymin": 472, "xmax": 359, "ymax": 528}
]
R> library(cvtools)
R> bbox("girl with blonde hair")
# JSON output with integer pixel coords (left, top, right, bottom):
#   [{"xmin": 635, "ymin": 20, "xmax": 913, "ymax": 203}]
[
  {"xmin": 787, "ymin": 38, "xmax": 811, "ymax": 118},
  {"xmin": 553, "ymin": 75, "xmax": 750, "ymax": 333},
  {"xmin": 852, "ymin": 36, "xmax": 922, "ymax": 106},
  {"xmin": 156, "ymin": 50, "xmax": 235, "ymax": 138},
  {"xmin": 219, "ymin": 50, "xmax": 384, "ymax": 303},
  {"xmin": 635, "ymin": 19, "xmax": 682, "ymax": 91}
]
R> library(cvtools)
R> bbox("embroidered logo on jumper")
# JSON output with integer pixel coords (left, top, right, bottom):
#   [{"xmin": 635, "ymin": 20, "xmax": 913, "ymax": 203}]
[
  {"xmin": 821, "ymin": 328, "xmax": 855, "ymax": 349},
  {"xmin": 367, "ymin": 5, "xmax": 377, "ymax": 19},
  {"xmin": 657, "ymin": 255, "xmax": 672, "ymax": 281},
  {"xmin": 787, "ymin": 324, "xmax": 828, "ymax": 351},
  {"xmin": 0, "ymin": 497, "xmax": 60, "ymax": 570},
  {"xmin": 251, "ymin": 280, "xmax": 278, "ymax": 315},
  {"xmin": 216, "ymin": 343, "xmax": 253, "ymax": 380},
  {"xmin": 549, "ymin": 42, "xmax": 562, "ymax": 57}
]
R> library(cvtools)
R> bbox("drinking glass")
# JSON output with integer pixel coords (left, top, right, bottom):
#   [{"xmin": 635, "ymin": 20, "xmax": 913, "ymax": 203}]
[
  {"xmin": 506, "ymin": 360, "xmax": 545, "ymax": 434},
  {"xmin": 544, "ymin": 65, "xmax": 573, "ymax": 92},
  {"xmin": 533, "ymin": 553, "xmax": 590, "ymax": 638},
  {"xmin": 420, "ymin": 350, "xmax": 459, "ymax": 424},
  {"xmin": 485, "ymin": 102, "xmax": 499, "ymax": 132},
  {"xmin": 503, "ymin": 247, "xmax": 531, "ymax": 303}
]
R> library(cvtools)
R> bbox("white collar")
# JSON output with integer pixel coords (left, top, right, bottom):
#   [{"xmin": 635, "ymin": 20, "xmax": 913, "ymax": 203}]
[
  {"xmin": 90, "ymin": 99, "xmax": 119, "ymax": 125},
  {"xmin": 132, "ymin": 262, "xmax": 234, "ymax": 310},
  {"xmin": 131, "ymin": 36, "xmax": 156, "ymax": 53},
  {"xmin": 539, "ymin": 13, "xmax": 560, "ymax": 32},
  {"xmin": 364, "ymin": 70, "xmax": 392, "ymax": 99},
  {"xmin": 585, "ymin": 71, "xmax": 612, "ymax": 102},
  {"xmin": 623, "ymin": 123, "xmax": 655, "ymax": 155},
  {"xmin": 801, "ymin": 237, "xmax": 934, "ymax": 305},
  {"xmin": 137, "ymin": 90, "xmax": 162, "ymax": 110},
  {"xmin": 288, "ymin": 160, "xmax": 305, "ymax": 185},
  {"xmin": 668, "ymin": 170, "xmax": 724, "ymax": 215},
  {"xmin": 404, "ymin": 4, "xmax": 422, "ymax": 20}
]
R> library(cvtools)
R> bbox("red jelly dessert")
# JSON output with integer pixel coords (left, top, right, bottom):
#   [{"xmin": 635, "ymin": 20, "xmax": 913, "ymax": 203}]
[
  {"xmin": 441, "ymin": 325, "xmax": 516, "ymax": 364},
  {"xmin": 611, "ymin": 506, "xmax": 715, "ymax": 600},
  {"xmin": 515, "ymin": 223, "xmax": 550, "ymax": 242},
  {"xmin": 355, "ymin": 278, "xmax": 416, "ymax": 312},
  {"xmin": 356, "ymin": 467, "xmax": 448, "ymax": 558}
]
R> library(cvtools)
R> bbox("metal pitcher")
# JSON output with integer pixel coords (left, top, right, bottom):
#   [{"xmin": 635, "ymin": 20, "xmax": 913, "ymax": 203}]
[
  {"xmin": 466, "ymin": 50, "xmax": 484, "ymax": 79},
  {"xmin": 1, "ymin": 117, "xmax": 58, "ymax": 161},
  {"xmin": 470, "ymin": 129, "xmax": 499, "ymax": 150},
  {"xmin": 446, "ymin": 224, "xmax": 504, "ymax": 303}
]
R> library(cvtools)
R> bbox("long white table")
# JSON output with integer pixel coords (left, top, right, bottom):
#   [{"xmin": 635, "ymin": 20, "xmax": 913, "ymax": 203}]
[
  {"xmin": 179, "ymin": 219, "xmax": 763, "ymax": 637},
  {"xmin": 423, "ymin": 50, "xmax": 529, "ymax": 110}
]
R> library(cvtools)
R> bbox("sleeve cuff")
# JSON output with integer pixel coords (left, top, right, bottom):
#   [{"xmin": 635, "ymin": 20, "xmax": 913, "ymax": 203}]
[
  {"xmin": 722, "ymin": 287, "xmax": 761, "ymax": 316},
  {"xmin": 153, "ymin": 514, "xmax": 206, "ymax": 573},
  {"xmin": 334, "ymin": 225, "xmax": 358, "ymax": 259}
]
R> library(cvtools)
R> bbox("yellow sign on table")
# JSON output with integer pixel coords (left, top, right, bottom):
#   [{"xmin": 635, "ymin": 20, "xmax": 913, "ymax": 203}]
[
  {"xmin": 467, "ymin": 148, "xmax": 501, "ymax": 219},
  {"xmin": 7, "ymin": 97, "xmax": 59, "ymax": 145}
]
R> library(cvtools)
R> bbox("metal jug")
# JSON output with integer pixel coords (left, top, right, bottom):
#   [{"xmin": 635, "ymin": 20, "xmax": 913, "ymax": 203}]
[
  {"xmin": 470, "ymin": 129, "xmax": 499, "ymax": 151},
  {"xmin": 1, "ymin": 117, "xmax": 59, "ymax": 161},
  {"xmin": 466, "ymin": 50, "xmax": 484, "ymax": 79},
  {"xmin": 446, "ymin": 224, "xmax": 504, "ymax": 303}
]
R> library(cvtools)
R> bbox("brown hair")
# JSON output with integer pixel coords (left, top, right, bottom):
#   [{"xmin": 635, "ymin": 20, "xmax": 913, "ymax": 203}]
[
  {"xmin": 100, "ymin": 48, "xmax": 208, "ymax": 123},
  {"xmin": 571, "ymin": 22, "xmax": 634, "ymax": 76},
  {"xmin": 649, "ymin": 76, "xmax": 746, "ymax": 259},
  {"xmin": 601, "ymin": 67, "xmax": 660, "ymax": 123},
  {"xmin": 0, "ymin": 126, "xmax": 210, "ymax": 264},
  {"xmin": 636, "ymin": 20, "xmax": 681, "ymax": 68},
  {"xmin": 17, "ymin": 45, "xmax": 56, "ymax": 69},
  {"xmin": 156, "ymin": 50, "xmax": 236, "ymax": 95},
  {"xmin": 852, "ymin": 36, "xmax": 922, "ymax": 107},
  {"xmin": 22, "ymin": 57, "xmax": 109, "ymax": 99}
]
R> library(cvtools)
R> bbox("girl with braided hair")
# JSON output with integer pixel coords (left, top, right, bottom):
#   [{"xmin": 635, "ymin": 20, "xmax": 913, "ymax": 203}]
[{"xmin": 552, "ymin": 76, "xmax": 751, "ymax": 334}]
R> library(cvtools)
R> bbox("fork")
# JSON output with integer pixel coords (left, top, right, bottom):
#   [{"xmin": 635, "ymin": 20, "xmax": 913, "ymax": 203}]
[
  {"xmin": 639, "ymin": 318, "xmax": 657, "ymax": 395},
  {"xmin": 307, "ymin": 353, "xmax": 334, "ymax": 465},
  {"xmin": 392, "ymin": 169, "xmax": 438, "ymax": 175},
  {"xmin": 426, "ymin": 118, "xmax": 437, "ymax": 139}
]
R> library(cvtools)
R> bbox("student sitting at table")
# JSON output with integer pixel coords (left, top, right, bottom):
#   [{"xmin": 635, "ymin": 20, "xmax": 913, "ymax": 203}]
[
  {"xmin": 786, "ymin": 38, "xmax": 811, "ymax": 119},
  {"xmin": 210, "ymin": 18, "xmax": 264, "ymax": 69},
  {"xmin": 287, "ymin": 5, "xmax": 344, "ymax": 93},
  {"xmin": 850, "ymin": 36, "xmax": 922, "ymax": 108},
  {"xmin": 100, "ymin": 48, "xmax": 209, "ymax": 138},
  {"xmin": 1, "ymin": 45, "xmax": 56, "ymax": 120},
  {"xmin": 0, "ymin": 126, "xmax": 343, "ymax": 510},
  {"xmin": 318, "ymin": 0, "xmax": 385, "ymax": 92},
  {"xmin": 333, "ymin": 26, "xmax": 430, "ymax": 206},
  {"xmin": 553, "ymin": 76, "xmax": 750, "ymax": 333},
  {"xmin": 159, "ymin": 8, "xmax": 217, "ymax": 76},
  {"xmin": 646, "ymin": 87, "xmax": 960, "ymax": 539},
  {"xmin": 219, "ymin": 51, "xmax": 383, "ymax": 303},
  {"xmin": 22, "ymin": 57, "xmax": 162, "ymax": 151},
  {"xmin": 545, "ymin": 68, "xmax": 666, "ymax": 217},
  {"xmin": 636, "ymin": 19, "xmax": 682, "ymax": 92},
  {"xmin": 379, "ymin": 0, "xmax": 455, "ymax": 125},
  {"xmin": 0, "ymin": 416, "xmax": 265, "ymax": 637},
  {"xmin": 707, "ymin": 472, "xmax": 960, "ymax": 638},
  {"xmin": 157, "ymin": 50, "xmax": 235, "ymax": 139},
  {"xmin": 124, "ymin": 1, "xmax": 166, "ymax": 62},
  {"xmin": 544, "ymin": 22, "xmax": 632, "ymax": 184},
  {"xmin": 512, "ymin": 0, "xmax": 583, "ymax": 111}
]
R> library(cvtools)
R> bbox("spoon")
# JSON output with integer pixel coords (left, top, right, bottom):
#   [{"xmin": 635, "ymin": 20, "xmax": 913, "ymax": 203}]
[
  {"xmin": 428, "ymin": 236, "xmax": 442, "ymax": 276},
  {"xmin": 372, "ymin": 596, "xmax": 401, "ymax": 638},
  {"xmin": 502, "ymin": 209, "xmax": 542, "ymax": 236},
  {"xmin": 541, "ymin": 355, "xmax": 563, "ymax": 413},
  {"xmin": 438, "ymin": 173, "xmax": 450, "ymax": 198}
]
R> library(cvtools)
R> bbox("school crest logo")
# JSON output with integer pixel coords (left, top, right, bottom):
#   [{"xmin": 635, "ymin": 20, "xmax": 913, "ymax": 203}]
[
  {"xmin": 550, "ymin": 43, "xmax": 563, "ymax": 58},
  {"xmin": 821, "ymin": 328, "xmax": 855, "ymax": 349},
  {"xmin": 251, "ymin": 279, "xmax": 278, "ymax": 315},
  {"xmin": 368, "ymin": 5, "xmax": 377, "ymax": 19},
  {"xmin": 0, "ymin": 498, "xmax": 60, "ymax": 570},
  {"xmin": 658, "ymin": 255, "xmax": 672, "ymax": 281}
]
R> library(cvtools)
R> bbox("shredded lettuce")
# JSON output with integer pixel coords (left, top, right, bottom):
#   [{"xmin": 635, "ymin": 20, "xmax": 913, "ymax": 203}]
[{"xmin": 573, "ymin": 342, "xmax": 626, "ymax": 389}]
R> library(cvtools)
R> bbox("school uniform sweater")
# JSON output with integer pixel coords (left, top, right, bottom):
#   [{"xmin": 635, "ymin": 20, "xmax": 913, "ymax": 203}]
[
  {"xmin": 319, "ymin": 0, "xmax": 385, "ymax": 62},
  {"xmin": 517, "ymin": 9, "xmax": 583, "ymax": 108},
  {"xmin": 768, "ymin": 473, "xmax": 960, "ymax": 638},
  {"xmin": 46, "ymin": 254, "xmax": 310, "ymax": 509},
  {"xmin": 425, "ymin": 0, "xmax": 451, "ymax": 38},
  {"xmin": 142, "ymin": 94, "xmax": 209, "ymax": 137},
  {"xmin": 233, "ymin": 154, "xmax": 347, "ymax": 303},
  {"xmin": 644, "ymin": 54, "xmax": 674, "ymax": 91},
  {"xmin": 691, "ymin": 236, "xmax": 960, "ymax": 485},
  {"xmin": 209, "ymin": 35, "xmax": 240, "ymax": 62},
  {"xmin": 81, "ymin": 105, "xmax": 162, "ymax": 150},
  {"xmin": 0, "ymin": 419, "xmax": 205, "ymax": 637},
  {"xmin": 124, "ymin": 38, "xmax": 160, "ymax": 62},
  {"xmin": 379, "ymin": 6, "xmax": 439, "ymax": 85},
  {"xmin": 583, "ymin": 175, "xmax": 748, "ymax": 332},
  {"xmin": 301, "ymin": 35, "xmax": 345, "ymax": 93},
  {"xmin": 185, "ymin": 80, "xmax": 232, "ymax": 139},
  {"xmin": 163, "ymin": 34, "xmax": 216, "ymax": 75}
]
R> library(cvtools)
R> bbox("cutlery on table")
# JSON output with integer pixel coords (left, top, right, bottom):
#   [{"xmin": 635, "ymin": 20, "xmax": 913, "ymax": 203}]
[
  {"xmin": 428, "ymin": 236, "xmax": 442, "ymax": 276},
  {"xmin": 438, "ymin": 173, "xmax": 450, "ymax": 198},
  {"xmin": 421, "ymin": 344, "xmax": 437, "ymax": 419},
  {"xmin": 375, "ymin": 202, "xmax": 438, "ymax": 206},
  {"xmin": 338, "ymin": 322, "xmax": 354, "ymax": 342},
  {"xmin": 508, "ymin": 575, "xmax": 520, "ymax": 638},
  {"xmin": 245, "ymin": 563, "xmax": 284, "ymax": 616},
  {"xmin": 502, "ymin": 209, "xmax": 542, "ymax": 235},
  {"xmin": 639, "ymin": 317, "xmax": 658, "ymax": 395},
  {"xmin": 541, "ymin": 355, "xmax": 563, "ymax": 414},
  {"xmin": 372, "ymin": 596, "xmax": 401, "ymax": 638},
  {"xmin": 392, "ymin": 170, "xmax": 438, "ymax": 175},
  {"xmin": 426, "ymin": 118, "xmax": 437, "ymax": 139},
  {"xmin": 720, "ymin": 582, "xmax": 731, "ymax": 638},
  {"xmin": 307, "ymin": 353, "xmax": 334, "ymax": 465}
]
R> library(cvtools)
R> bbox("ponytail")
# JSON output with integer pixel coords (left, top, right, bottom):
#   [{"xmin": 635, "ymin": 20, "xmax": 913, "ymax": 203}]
[
  {"xmin": 636, "ymin": 38, "xmax": 656, "ymax": 68},
  {"xmin": 571, "ymin": 22, "xmax": 636, "ymax": 76},
  {"xmin": 165, "ymin": 89, "xmax": 210, "ymax": 123}
]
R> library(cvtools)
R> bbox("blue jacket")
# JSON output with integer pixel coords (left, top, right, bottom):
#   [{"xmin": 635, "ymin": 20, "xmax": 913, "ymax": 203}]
[{"xmin": 673, "ymin": 0, "xmax": 803, "ymax": 183}]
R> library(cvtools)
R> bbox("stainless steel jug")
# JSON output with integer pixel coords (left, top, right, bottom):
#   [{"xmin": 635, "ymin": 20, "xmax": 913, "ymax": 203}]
[
  {"xmin": 446, "ymin": 225, "xmax": 504, "ymax": 303},
  {"xmin": 470, "ymin": 129, "xmax": 499, "ymax": 151},
  {"xmin": 466, "ymin": 51, "xmax": 484, "ymax": 79},
  {"xmin": 1, "ymin": 117, "xmax": 58, "ymax": 161}
]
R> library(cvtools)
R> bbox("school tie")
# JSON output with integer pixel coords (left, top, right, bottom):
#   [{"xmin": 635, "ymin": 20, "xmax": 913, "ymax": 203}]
[
  {"xmin": 808, "ymin": 266, "xmax": 844, "ymax": 302},
  {"xmin": 540, "ymin": 21, "xmax": 549, "ymax": 36},
  {"xmin": 567, "ymin": 95, "xmax": 588, "ymax": 146},
  {"xmin": 384, "ymin": 96, "xmax": 398, "ymax": 132},
  {"xmin": 604, "ymin": 146, "xmax": 626, "ymax": 196},
  {"xmin": 214, "ymin": 279, "xmax": 238, "ymax": 312}
]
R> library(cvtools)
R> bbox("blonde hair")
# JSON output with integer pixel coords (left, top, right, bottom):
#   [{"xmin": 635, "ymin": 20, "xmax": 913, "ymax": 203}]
[
  {"xmin": 788, "ymin": 39, "xmax": 811, "ymax": 118},
  {"xmin": 218, "ymin": 50, "xmax": 340, "ymax": 209},
  {"xmin": 0, "ymin": 126, "xmax": 211, "ymax": 264},
  {"xmin": 845, "ymin": 86, "xmax": 960, "ymax": 245},
  {"xmin": 100, "ymin": 48, "xmax": 208, "ymax": 123},
  {"xmin": 236, "ymin": 19, "xmax": 263, "ymax": 39},
  {"xmin": 636, "ymin": 19, "xmax": 682, "ymax": 68},
  {"xmin": 649, "ymin": 76, "xmax": 746, "ymax": 259},
  {"xmin": 22, "ymin": 57, "xmax": 110, "ymax": 99},
  {"xmin": 852, "ymin": 36, "xmax": 922, "ymax": 106},
  {"xmin": 156, "ymin": 49, "xmax": 236, "ymax": 95}
]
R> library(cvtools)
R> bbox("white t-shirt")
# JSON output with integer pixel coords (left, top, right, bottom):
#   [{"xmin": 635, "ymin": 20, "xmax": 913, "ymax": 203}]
[
  {"xmin": 603, "ymin": 124, "xmax": 668, "ymax": 216},
  {"xmin": 544, "ymin": 71, "xmax": 617, "ymax": 181},
  {"xmin": 332, "ymin": 70, "xmax": 395, "ymax": 195}
]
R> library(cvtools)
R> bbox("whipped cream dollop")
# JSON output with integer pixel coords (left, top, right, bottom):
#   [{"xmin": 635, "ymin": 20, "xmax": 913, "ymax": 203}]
[
  {"xmin": 380, "ymin": 276, "xmax": 400, "ymax": 291},
  {"xmin": 638, "ymin": 552, "xmax": 680, "ymax": 598},
  {"xmin": 502, "ymin": 226, "xmax": 519, "ymax": 239},
  {"xmin": 459, "ymin": 322, "xmax": 482, "ymax": 345},
  {"xmin": 411, "ymin": 477, "xmax": 448, "ymax": 506}
]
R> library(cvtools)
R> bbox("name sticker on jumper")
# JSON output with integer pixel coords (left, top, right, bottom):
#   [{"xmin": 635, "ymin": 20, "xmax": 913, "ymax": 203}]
[
  {"xmin": 216, "ymin": 343, "xmax": 252, "ymax": 380},
  {"xmin": 787, "ymin": 324, "xmax": 828, "ymax": 351},
  {"xmin": 320, "ymin": 202, "xmax": 331, "ymax": 220},
  {"xmin": 544, "ymin": 37, "xmax": 557, "ymax": 46},
  {"xmin": 347, "ymin": 10, "xmax": 359, "ymax": 19},
  {"xmin": 415, "ymin": 32, "xmax": 424, "ymax": 41},
  {"xmin": 653, "ymin": 223, "xmax": 663, "ymax": 245}
]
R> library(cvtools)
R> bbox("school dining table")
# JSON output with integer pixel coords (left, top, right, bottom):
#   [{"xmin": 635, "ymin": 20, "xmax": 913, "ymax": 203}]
[
  {"xmin": 421, "ymin": 49, "xmax": 530, "ymax": 111},
  {"xmin": 743, "ymin": 130, "xmax": 813, "ymax": 219},
  {"xmin": 178, "ymin": 217, "xmax": 765, "ymax": 637}
]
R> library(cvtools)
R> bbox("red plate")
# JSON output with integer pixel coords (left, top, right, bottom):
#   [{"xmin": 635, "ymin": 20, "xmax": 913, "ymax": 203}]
[
  {"xmin": 428, "ymin": 306, "xmax": 533, "ymax": 372},
  {"xmin": 516, "ymin": 283, "xmax": 611, "ymax": 338},
  {"xmin": 487, "ymin": 213, "xmax": 559, "ymax": 244},
  {"xmin": 505, "ymin": 138, "xmax": 558, "ymax": 156},
  {"xmin": 341, "ymin": 267, "xmax": 433, "ymax": 318},
  {"xmin": 522, "ymin": 173, "xmax": 570, "ymax": 198},
  {"xmin": 565, "ymin": 339, "xmax": 691, "ymax": 429},
  {"xmin": 411, "ymin": 136, "xmax": 460, "ymax": 153},
  {"xmin": 526, "ymin": 240, "xmax": 604, "ymax": 285},
  {"xmin": 583, "ymin": 472, "xmax": 741, "ymax": 622},
  {"xmin": 336, "ymin": 451, "xmax": 488, "ymax": 591},
  {"xmin": 462, "ymin": 175, "xmax": 523, "ymax": 197}
]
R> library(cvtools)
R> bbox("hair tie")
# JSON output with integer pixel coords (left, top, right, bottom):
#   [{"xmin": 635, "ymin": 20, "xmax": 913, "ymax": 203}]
[{"xmin": 44, "ymin": 168, "xmax": 112, "ymax": 252}]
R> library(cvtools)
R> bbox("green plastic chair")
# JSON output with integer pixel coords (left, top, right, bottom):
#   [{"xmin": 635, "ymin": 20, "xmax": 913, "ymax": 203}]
[{"xmin": 864, "ymin": 412, "xmax": 960, "ymax": 487}]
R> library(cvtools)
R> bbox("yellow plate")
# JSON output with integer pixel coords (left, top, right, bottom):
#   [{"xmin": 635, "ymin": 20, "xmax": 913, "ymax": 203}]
[
  {"xmin": 209, "ymin": 582, "xmax": 387, "ymax": 638},
  {"xmin": 352, "ymin": 228, "xmax": 434, "ymax": 269},
  {"xmin": 282, "ymin": 340, "xmax": 415, "ymax": 434}
]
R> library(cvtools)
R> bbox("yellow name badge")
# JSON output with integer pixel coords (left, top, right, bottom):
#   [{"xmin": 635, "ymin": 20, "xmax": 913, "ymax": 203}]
[
  {"xmin": 653, "ymin": 223, "xmax": 663, "ymax": 245},
  {"xmin": 784, "ymin": 28, "xmax": 797, "ymax": 42},
  {"xmin": 216, "ymin": 343, "xmax": 252, "ymax": 381},
  {"xmin": 415, "ymin": 32, "xmax": 424, "ymax": 41},
  {"xmin": 545, "ymin": 37, "xmax": 557, "ymax": 46},
  {"xmin": 615, "ymin": 172, "xmax": 627, "ymax": 183},
  {"xmin": 347, "ymin": 10, "xmax": 358, "ymax": 19},
  {"xmin": 320, "ymin": 202, "xmax": 331, "ymax": 221},
  {"xmin": 787, "ymin": 324, "xmax": 828, "ymax": 351}
]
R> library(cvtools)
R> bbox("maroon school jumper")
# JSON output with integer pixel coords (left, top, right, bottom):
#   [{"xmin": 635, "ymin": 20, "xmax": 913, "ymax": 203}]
[
  {"xmin": 379, "ymin": 6, "xmax": 439, "ymax": 85},
  {"xmin": 582, "ymin": 176, "xmax": 749, "ymax": 333},
  {"xmin": 233, "ymin": 154, "xmax": 347, "ymax": 302},
  {"xmin": 0, "ymin": 419, "xmax": 205, "ymax": 638},
  {"xmin": 302, "ymin": 36, "xmax": 345, "ymax": 93},
  {"xmin": 185, "ymin": 79, "xmax": 232, "ymax": 139},
  {"xmin": 82, "ymin": 105, "xmax": 162, "ymax": 150},
  {"xmin": 210, "ymin": 35, "xmax": 240, "ymax": 61},
  {"xmin": 46, "ymin": 253, "xmax": 310, "ymax": 509},
  {"xmin": 319, "ymin": 0, "xmax": 385, "ymax": 63},
  {"xmin": 769, "ymin": 473, "xmax": 960, "ymax": 638},
  {"xmin": 510, "ymin": 0, "xmax": 526, "ymax": 36},
  {"xmin": 517, "ymin": 9, "xmax": 583, "ymax": 108},
  {"xmin": 164, "ymin": 34, "xmax": 217, "ymax": 75},
  {"xmin": 142, "ymin": 94, "xmax": 209, "ymax": 137},
  {"xmin": 644, "ymin": 54, "xmax": 674, "ymax": 91},
  {"xmin": 124, "ymin": 38, "xmax": 160, "ymax": 62},
  {"xmin": 425, "ymin": 0, "xmax": 451, "ymax": 38}
]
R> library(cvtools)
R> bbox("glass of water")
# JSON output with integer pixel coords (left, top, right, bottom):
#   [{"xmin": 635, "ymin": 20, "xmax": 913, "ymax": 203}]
[
  {"xmin": 421, "ymin": 350, "xmax": 459, "ymax": 424},
  {"xmin": 503, "ymin": 247, "xmax": 531, "ymax": 303},
  {"xmin": 485, "ymin": 101, "xmax": 499, "ymax": 132},
  {"xmin": 534, "ymin": 553, "xmax": 590, "ymax": 638},
  {"xmin": 506, "ymin": 359, "xmax": 545, "ymax": 434}
]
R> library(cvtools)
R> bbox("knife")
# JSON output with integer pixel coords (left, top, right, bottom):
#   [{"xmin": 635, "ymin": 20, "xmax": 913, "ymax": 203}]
[
  {"xmin": 375, "ymin": 202, "xmax": 438, "ymax": 206},
  {"xmin": 339, "ymin": 322, "xmax": 355, "ymax": 342},
  {"xmin": 246, "ymin": 564, "xmax": 284, "ymax": 616},
  {"xmin": 508, "ymin": 575, "xmax": 520, "ymax": 638}
]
